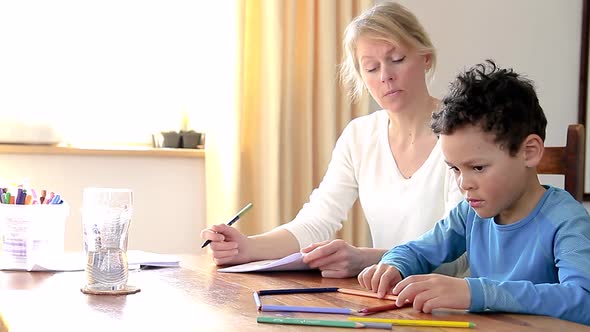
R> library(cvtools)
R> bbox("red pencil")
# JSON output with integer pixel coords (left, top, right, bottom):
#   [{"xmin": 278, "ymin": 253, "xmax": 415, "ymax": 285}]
[{"xmin": 358, "ymin": 301, "xmax": 411, "ymax": 314}]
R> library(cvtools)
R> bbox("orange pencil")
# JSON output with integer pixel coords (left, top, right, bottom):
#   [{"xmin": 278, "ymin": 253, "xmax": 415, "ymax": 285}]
[
  {"xmin": 358, "ymin": 301, "xmax": 411, "ymax": 314},
  {"xmin": 337, "ymin": 288, "xmax": 397, "ymax": 301}
]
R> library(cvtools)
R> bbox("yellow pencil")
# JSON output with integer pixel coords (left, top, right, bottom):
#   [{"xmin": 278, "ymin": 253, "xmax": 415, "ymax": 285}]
[{"xmin": 348, "ymin": 317, "xmax": 476, "ymax": 328}]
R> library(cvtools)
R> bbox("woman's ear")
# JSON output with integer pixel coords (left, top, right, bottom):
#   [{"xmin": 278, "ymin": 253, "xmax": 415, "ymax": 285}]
[
  {"xmin": 522, "ymin": 134, "xmax": 544, "ymax": 168},
  {"xmin": 423, "ymin": 53, "xmax": 432, "ymax": 71}
]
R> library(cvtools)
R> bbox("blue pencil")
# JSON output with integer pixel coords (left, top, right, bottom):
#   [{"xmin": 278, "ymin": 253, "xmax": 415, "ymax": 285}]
[
  {"xmin": 260, "ymin": 304, "xmax": 354, "ymax": 315},
  {"xmin": 258, "ymin": 287, "xmax": 339, "ymax": 296}
]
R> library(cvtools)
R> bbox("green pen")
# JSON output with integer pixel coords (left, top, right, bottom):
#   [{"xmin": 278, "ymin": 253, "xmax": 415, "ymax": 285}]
[{"xmin": 256, "ymin": 316, "xmax": 392, "ymax": 329}]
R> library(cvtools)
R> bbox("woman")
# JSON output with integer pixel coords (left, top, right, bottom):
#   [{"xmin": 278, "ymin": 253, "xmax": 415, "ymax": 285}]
[{"xmin": 200, "ymin": 1, "xmax": 465, "ymax": 278}]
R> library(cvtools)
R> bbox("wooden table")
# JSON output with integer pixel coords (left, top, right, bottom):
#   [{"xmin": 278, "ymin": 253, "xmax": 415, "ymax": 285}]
[{"xmin": 0, "ymin": 254, "xmax": 588, "ymax": 331}]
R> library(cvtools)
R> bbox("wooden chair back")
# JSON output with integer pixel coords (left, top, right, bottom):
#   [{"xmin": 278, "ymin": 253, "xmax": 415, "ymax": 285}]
[{"xmin": 538, "ymin": 124, "xmax": 585, "ymax": 201}]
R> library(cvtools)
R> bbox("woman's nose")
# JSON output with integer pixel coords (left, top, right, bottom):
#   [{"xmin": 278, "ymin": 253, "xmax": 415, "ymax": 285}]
[{"xmin": 381, "ymin": 72, "xmax": 393, "ymax": 83}]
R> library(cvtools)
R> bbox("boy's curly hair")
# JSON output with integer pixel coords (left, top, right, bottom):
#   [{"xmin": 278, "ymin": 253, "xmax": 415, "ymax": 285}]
[{"xmin": 431, "ymin": 60, "xmax": 547, "ymax": 156}]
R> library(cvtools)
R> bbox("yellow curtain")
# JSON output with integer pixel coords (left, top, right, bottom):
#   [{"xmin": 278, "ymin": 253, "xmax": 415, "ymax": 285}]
[{"xmin": 206, "ymin": 0, "xmax": 372, "ymax": 247}]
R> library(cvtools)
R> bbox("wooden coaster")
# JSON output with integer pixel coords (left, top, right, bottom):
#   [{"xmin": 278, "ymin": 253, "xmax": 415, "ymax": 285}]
[{"xmin": 80, "ymin": 285, "xmax": 141, "ymax": 295}]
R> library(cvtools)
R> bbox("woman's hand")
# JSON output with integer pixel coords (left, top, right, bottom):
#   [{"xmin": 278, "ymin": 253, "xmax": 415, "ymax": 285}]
[
  {"xmin": 357, "ymin": 263, "xmax": 402, "ymax": 298},
  {"xmin": 392, "ymin": 274, "xmax": 470, "ymax": 312},
  {"xmin": 301, "ymin": 239, "xmax": 368, "ymax": 278},
  {"xmin": 200, "ymin": 224, "xmax": 253, "ymax": 265}
]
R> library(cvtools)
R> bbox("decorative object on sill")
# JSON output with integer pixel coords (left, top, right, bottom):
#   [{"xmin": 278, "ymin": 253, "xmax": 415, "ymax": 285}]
[
  {"xmin": 152, "ymin": 131, "xmax": 205, "ymax": 149},
  {"xmin": 179, "ymin": 130, "xmax": 201, "ymax": 149},
  {"xmin": 151, "ymin": 111, "xmax": 205, "ymax": 149},
  {"xmin": 0, "ymin": 119, "xmax": 62, "ymax": 145},
  {"xmin": 152, "ymin": 131, "xmax": 181, "ymax": 148}
]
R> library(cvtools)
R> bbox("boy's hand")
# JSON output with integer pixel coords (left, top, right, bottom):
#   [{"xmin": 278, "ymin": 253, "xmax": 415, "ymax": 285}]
[
  {"xmin": 392, "ymin": 274, "xmax": 470, "ymax": 312},
  {"xmin": 357, "ymin": 263, "xmax": 403, "ymax": 298}
]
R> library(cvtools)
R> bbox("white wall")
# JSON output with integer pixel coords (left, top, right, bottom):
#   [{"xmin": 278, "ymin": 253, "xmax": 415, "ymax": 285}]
[
  {"xmin": 388, "ymin": 0, "xmax": 586, "ymax": 207},
  {"xmin": 0, "ymin": 154, "xmax": 205, "ymax": 254},
  {"xmin": 394, "ymin": 0, "xmax": 583, "ymax": 147}
]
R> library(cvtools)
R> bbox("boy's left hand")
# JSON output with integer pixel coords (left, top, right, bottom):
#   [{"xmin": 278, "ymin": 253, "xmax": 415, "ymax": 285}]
[{"xmin": 392, "ymin": 274, "xmax": 471, "ymax": 312}]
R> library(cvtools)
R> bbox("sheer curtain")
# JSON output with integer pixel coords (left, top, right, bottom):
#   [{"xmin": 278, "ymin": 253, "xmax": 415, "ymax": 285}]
[{"xmin": 206, "ymin": 0, "xmax": 373, "ymax": 247}]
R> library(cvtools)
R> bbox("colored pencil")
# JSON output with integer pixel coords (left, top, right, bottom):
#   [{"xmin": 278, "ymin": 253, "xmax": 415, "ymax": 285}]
[
  {"xmin": 257, "ymin": 316, "xmax": 392, "ymax": 329},
  {"xmin": 260, "ymin": 304, "xmax": 354, "ymax": 314},
  {"xmin": 337, "ymin": 288, "xmax": 397, "ymax": 301},
  {"xmin": 252, "ymin": 291, "xmax": 262, "ymax": 310},
  {"xmin": 201, "ymin": 202, "xmax": 253, "ymax": 248},
  {"xmin": 357, "ymin": 302, "xmax": 404, "ymax": 314},
  {"xmin": 349, "ymin": 317, "xmax": 476, "ymax": 328},
  {"xmin": 258, "ymin": 287, "xmax": 339, "ymax": 296}
]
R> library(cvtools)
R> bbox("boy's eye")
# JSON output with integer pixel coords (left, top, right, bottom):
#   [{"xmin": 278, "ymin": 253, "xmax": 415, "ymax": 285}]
[
  {"xmin": 473, "ymin": 166, "xmax": 485, "ymax": 172},
  {"xmin": 448, "ymin": 166, "xmax": 459, "ymax": 173}
]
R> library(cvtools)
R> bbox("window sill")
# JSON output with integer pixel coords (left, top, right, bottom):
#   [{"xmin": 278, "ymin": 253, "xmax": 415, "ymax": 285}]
[{"xmin": 0, "ymin": 144, "xmax": 205, "ymax": 158}]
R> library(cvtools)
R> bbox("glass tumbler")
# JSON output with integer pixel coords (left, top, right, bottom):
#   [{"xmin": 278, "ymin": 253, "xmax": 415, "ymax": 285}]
[{"xmin": 81, "ymin": 188, "xmax": 133, "ymax": 292}]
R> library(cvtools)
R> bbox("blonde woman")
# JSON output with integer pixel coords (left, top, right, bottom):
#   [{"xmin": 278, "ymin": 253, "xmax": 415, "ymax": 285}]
[{"xmin": 201, "ymin": 1, "xmax": 466, "ymax": 278}]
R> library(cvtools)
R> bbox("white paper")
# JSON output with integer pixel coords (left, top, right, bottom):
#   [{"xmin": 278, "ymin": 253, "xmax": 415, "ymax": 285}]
[
  {"xmin": 0, "ymin": 250, "xmax": 180, "ymax": 272},
  {"xmin": 217, "ymin": 252, "xmax": 312, "ymax": 273},
  {"xmin": 127, "ymin": 250, "xmax": 180, "ymax": 268}
]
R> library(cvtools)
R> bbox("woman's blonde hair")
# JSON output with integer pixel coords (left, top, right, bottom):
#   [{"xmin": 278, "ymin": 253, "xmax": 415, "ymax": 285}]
[{"xmin": 340, "ymin": 1, "xmax": 436, "ymax": 102}]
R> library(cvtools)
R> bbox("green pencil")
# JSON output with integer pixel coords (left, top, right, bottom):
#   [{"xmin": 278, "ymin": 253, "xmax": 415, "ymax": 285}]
[{"xmin": 257, "ymin": 316, "xmax": 392, "ymax": 329}]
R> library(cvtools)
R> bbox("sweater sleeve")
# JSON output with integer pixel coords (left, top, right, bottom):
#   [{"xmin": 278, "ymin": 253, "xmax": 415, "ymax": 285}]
[
  {"xmin": 381, "ymin": 202, "xmax": 469, "ymax": 277},
  {"xmin": 467, "ymin": 215, "xmax": 590, "ymax": 325},
  {"xmin": 278, "ymin": 122, "xmax": 359, "ymax": 248}
]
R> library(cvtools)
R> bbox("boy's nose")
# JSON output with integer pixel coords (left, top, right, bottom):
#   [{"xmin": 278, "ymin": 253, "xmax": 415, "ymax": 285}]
[{"xmin": 459, "ymin": 175, "xmax": 475, "ymax": 191}]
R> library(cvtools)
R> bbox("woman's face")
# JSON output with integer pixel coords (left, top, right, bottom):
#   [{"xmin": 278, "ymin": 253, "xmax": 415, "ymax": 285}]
[{"xmin": 356, "ymin": 37, "xmax": 431, "ymax": 113}]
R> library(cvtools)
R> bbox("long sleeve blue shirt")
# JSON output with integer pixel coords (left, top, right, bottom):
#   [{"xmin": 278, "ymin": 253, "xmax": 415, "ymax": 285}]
[{"xmin": 381, "ymin": 186, "xmax": 590, "ymax": 325}]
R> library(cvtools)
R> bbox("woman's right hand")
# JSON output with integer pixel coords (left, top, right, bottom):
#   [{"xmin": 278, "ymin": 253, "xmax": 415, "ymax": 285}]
[{"xmin": 200, "ymin": 224, "xmax": 252, "ymax": 265}]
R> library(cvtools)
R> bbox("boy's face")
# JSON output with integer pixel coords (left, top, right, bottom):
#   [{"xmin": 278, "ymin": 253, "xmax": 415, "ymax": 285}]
[{"xmin": 440, "ymin": 125, "xmax": 531, "ymax": 224}]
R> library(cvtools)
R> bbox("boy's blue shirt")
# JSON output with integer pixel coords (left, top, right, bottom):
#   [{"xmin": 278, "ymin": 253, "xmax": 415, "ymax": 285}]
[{"xmin": 381, "ymin": 185, "xmax": 590, "ymax": 325}]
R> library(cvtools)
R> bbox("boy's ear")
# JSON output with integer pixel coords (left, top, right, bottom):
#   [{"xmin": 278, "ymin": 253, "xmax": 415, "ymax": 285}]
[{"xmin": 522, "ymin": 134, "xmax": 544, "ymax": 167}]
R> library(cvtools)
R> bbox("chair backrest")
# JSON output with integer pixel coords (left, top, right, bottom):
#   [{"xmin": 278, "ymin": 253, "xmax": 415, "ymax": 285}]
[{"xmin": 537, "ymin": 124, "xmax": 586, "ymax": 202}]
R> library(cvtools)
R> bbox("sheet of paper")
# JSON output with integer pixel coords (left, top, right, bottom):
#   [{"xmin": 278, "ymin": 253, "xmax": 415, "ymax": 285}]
[
  {"xmin": 0, "ymin": 250, "xmax": 180, "ymax": 272},
  {"xmin": 217, "ymin": 252, "xmax": 312, "ymax": 273},
  {"xmin": 127, "ymin": 250, "xmax": 180, "ymax": 268}
]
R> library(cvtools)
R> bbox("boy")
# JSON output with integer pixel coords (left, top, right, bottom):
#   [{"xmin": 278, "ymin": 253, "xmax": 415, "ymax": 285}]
[{"xmin": 358, "ymin": 60, "xmax": 590, "ymax": 325}]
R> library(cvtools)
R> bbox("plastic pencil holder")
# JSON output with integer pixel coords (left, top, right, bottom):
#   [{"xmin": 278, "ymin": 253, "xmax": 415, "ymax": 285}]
[{"xmin": 0, "ymin": 203, "xmax": 69, "ymax": 270}]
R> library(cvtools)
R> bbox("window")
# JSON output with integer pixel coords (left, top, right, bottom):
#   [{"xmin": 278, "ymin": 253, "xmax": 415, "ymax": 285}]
[{"xmin": 0, "ymin": 0, "xmax": 236, "ymax": 146}]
